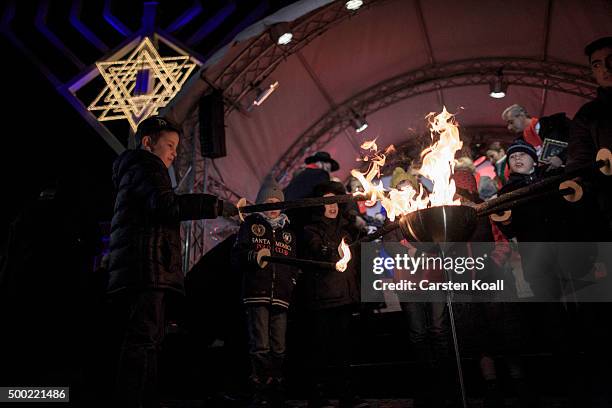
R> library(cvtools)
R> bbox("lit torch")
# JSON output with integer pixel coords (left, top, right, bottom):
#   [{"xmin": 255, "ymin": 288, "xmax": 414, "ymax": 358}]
[
  {"xmin": 335, "ymin": 238, "xmax": 351, "ymax": 272},
  {"xmin": 238, "ymin": 109, "xmax": 465, "ymax": 226},
  {"xmin": 352, "ymin": 107, "xmax": 463, "ymax": 221},
  {"xmin": 255, "ymin": 239, "xmax": 352, "ymax": 272}
]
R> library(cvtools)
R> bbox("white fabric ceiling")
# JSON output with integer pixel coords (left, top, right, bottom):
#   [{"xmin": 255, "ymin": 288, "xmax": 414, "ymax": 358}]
[{"xmin": 166, "ymin": 0, "xmax": 612, "ymax": 201}]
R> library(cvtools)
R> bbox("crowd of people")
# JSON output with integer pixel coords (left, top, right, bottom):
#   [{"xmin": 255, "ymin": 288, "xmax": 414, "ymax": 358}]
[{"xmin": 101, "ymin": 37, "xmax": 611, "ymax": 408}]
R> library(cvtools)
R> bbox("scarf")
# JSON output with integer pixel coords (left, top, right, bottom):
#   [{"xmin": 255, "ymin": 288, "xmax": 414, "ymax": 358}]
[
  {"xmin": 305, "ymin": 162, "xmax": 332, "ymax": 172},
  {"xmin": 261, "ymin": 213, "xmax": 289, "ymax": 230},
  {"xmin": 523, "ymin": 117, "xmax": 543, "ymax": 148}
]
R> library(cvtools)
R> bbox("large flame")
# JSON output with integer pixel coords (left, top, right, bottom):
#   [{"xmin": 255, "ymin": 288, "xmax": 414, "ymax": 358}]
[
  {"xmin": 419, "ymin": 107, "xmax": 463, "ymax": 207},
  {"xmin": 352, "ymin": 107, "xmax": 463, "ymax": 221},
  {"xmin": 335, "ymin": 238, "xmax": 351, "ymax": 272}
]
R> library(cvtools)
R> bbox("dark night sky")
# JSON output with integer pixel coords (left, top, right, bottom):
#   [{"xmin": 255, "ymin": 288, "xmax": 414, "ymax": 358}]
[
  {"xmin": 3, "ymin": 34, "xmax": 117, "ymax": 230},
  {"xmin": 1, "ymin": 0, "xmax": 296, "ymax": 233}
]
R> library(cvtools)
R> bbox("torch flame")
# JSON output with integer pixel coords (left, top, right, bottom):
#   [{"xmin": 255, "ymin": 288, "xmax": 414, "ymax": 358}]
[
  {"xmin": 335, "ymin": 238, "xmax": 351, "ymax": 272},
  {"xmin": 351, "ymin": 107, "xmax": 463, "ymax": 221},
  {"xmin": 360, "ymin": 138, "xmax": 378, "ymax": 152},
  {"xmin": 420, "ymin": 107, "xmax": 462, "ymax": 207},
  {"xmin": 351, "ymin": 143, "xmax": 393, "ymax": 206}
]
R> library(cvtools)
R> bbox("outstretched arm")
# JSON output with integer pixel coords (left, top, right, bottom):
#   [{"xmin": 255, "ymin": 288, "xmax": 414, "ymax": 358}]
[{"xmin": 133, "ymin": 160, "xmax": 223, "ymax": 222}]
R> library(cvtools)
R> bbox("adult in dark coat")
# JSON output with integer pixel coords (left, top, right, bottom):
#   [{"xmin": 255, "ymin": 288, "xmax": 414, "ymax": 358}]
[
  {"xmin": 566, "ymin": 36, "xmax": 612, "ymax": 407},
  {"xmin": 501, "ymin": 105, "xmax": 571, "ymax": 170},
  {"xmin": 283, "ymin": 152, "xmax": 339, "ymax": 232},
  {"xmin": 299, "ymin": 181, "xmax": 366, "ymax": 408},
  {"xmin": 283, "ymin": 151, "xmax": 339, "ymax": 201},
  {"xmin": 567, "ymin": 37, "xmax": 612, "ymax": 238},
  {"xmin": 107, "ymin": 116, "xmax": 237, "ymax": 407}
]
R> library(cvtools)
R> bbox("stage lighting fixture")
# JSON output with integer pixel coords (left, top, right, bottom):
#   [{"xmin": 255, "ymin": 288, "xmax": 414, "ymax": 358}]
[
  {"xmin": 253, "ymin": 81, "xmax": 279, "ymax": 106},
  {"xmin": 351, "ymin": 110, "xmax": 368, "ymax": 133},
  {"xmin": 489, "ymin": 72, "xmax": 507, "ymax": 98},
  {"xmin": 270, "ymin": 22, "xmax": 293, "ymax": 45},
  {"xmin": 345, "ymin": 0, "xmax": 364, "ymax": 10}
]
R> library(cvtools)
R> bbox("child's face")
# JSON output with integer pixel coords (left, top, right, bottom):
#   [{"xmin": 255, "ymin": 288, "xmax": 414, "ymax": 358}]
[
  {"xmin": 143, "ymin": 130, "xmax": 179, "ymax": 168},
  {"xmin": 509, "ymin": 151, "xmax": 535, "ymax": 174},
  {"xmin": 323, "ymin": 193, "xmax": 338, "ymax": 219},
  {"xmin": 264, "ymin": 197, "xmax": 281, "ymax": 219}
]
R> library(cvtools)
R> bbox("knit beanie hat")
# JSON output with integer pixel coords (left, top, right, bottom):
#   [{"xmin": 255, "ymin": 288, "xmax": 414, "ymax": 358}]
[
  {"xmin": 312, "ymin": 181, "xmax": 346, "ymax": 216},
  {"xmin": 313, "ymin": 180, "xmax": 346, "ymax": 197},
  {"xmin": 506, "ymin": 139, "xmax": 538, "ymax": 163},
  {"xmin": 255, "ymin": 175, "xmax": 284, "ymax": 204},
  {"xmin": 390, "ymin": 167, "xmax": 418, "ymax": 189}
]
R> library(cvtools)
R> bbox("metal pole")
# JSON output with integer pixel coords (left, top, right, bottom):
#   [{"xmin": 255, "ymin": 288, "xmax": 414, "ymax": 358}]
[
  {"xmin": 181, "ymin": 129, "xmax": 198, "ymax": 275},
  {"xmin": 201, "ymin": 157, "xmax": 210, "ymax": 254},
  {"xmin": 439, "ymin": 246, "xmax": 468, "ymax": 408}
]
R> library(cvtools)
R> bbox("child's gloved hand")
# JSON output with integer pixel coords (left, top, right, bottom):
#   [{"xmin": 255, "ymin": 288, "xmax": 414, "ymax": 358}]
[{"xmin": 247, "ymin": 250, "xmax": 259, "ymax": 266}]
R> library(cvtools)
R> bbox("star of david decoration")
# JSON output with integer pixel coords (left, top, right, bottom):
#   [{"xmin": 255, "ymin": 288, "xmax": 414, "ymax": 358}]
[{"xmin": 88, "ymin": 37, "xmax": 196, "ymax": 131}]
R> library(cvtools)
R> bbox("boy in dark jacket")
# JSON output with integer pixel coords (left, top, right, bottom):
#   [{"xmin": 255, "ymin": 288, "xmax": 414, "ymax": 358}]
[
  {"xmin": 232, "ymin": 176, "xmax": 299, "ymax": 406},
  {"xmin": 496, "ymin": 139, "xmax": 565, "ymax": 300},
  {"xmin": 300, "ymin": 181, "xmax": 367, "ymax": 408},
  {"xmin": 107, "ymin": 116, "xmax": 237, "ymax": 407},
  {"xmin": 494, "ymin": 139, "xmax": 594, "ymax": 301},
  {"xmin": 497, "ymin": 139, "xmax": 565, "ymax": 242}
]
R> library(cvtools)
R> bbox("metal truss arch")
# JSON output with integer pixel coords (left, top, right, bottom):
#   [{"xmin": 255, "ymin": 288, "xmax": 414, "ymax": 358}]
[
  {"xmin": 213, "ymin": 0, "xmax": 387, "ymax": 115},
  {"xmin": 270, "ymin": 57, "xmax": 598, "ymax": 183}
]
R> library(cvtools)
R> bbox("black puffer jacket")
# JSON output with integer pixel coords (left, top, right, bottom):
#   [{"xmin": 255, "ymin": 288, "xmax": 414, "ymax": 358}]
[
  {"xmin": 497, "ymin": 169, "xmax": 568, "ymax": 242},
  {"xmin": 283, "ymin": 168, "xmax": 331, "ymax": 232},
  {"xmin": 283, "ymin": 168, "xmax": 330, "ymax": 201},
  {"xmin": 538, "ymin": 112, "xmax": 571, "ymax": 162},
  {"xmin": 107, "ymin": 149, "xmax": 222, "ymax": 295},
  {"xmin": 232, "ymin": 213, "xmax": 299, "ymax": 309},
  {"xmin": 567, "ymin": 86, "xmax": 612, "ymax": 235},
  {"xmin": 567, "ymin": 87, "xmax": 612, "ymax": 171},
  {"xmin": 300, "ymin": 215, "xmax": 360, "ymax": 310},
  {"xmin": 539, "ymin": 112, "xmax": 571, "ymax": 142}
]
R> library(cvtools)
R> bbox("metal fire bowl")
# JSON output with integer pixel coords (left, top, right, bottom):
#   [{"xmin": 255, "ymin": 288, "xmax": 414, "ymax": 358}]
[{"xmin": 399, "ymin": 205, "xmax": 478, "ymax": 243}]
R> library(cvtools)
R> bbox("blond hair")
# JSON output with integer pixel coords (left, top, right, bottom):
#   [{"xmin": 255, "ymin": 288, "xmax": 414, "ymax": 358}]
[{"xmin": 455, "ymin": 157, "xmax": 476, "ymax": 173}]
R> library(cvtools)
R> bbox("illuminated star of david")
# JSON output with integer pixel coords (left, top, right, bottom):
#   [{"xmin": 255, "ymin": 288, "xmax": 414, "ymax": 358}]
[{"xmin": 88, "ymin": 37, "xmax": 196, "ymax": 131}]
